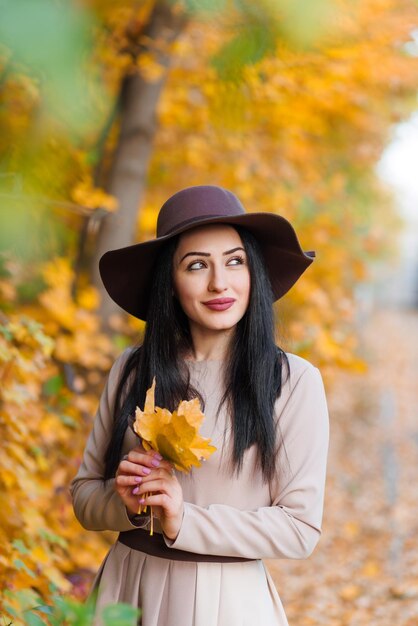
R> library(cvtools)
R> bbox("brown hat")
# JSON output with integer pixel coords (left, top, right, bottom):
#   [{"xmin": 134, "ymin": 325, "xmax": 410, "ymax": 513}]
[{"xmin": 99, "ymin": 185, "xmax": 315, "ymax": 320}]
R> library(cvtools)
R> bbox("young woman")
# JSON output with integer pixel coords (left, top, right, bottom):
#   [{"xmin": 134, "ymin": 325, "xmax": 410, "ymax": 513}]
[{"xmin": 70, "ymin": 185, "xmax": 329, "ymax": 626}]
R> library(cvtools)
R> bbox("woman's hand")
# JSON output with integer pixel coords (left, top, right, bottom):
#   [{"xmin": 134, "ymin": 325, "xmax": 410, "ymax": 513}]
[
  {"xmin": 115, "ymin": 445, "xmax": 184, "ymax": 539},
  {"xmin": 135, "ymin": 466, "xmax": 184, "ymax": 541},
  {"xmin": 115, "ymin": 445, "xmax": 171, "ymax": 517}
]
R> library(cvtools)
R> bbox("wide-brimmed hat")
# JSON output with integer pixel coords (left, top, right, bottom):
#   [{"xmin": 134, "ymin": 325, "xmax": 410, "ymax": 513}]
[{"xmin": 99, "ymin": 185, "xmax": 315, "ymax": 320}]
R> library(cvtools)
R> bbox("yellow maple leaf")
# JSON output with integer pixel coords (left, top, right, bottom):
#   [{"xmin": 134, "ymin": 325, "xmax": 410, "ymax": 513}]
[{"xmin": 133, "ymin": 378, "xmax": 216, "ymax": 473}]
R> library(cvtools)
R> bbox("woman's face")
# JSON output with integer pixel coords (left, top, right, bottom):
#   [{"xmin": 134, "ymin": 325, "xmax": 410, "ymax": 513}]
[{"xmin": 172, "ymin": 224, "xmax": 251, "ymax": 335}]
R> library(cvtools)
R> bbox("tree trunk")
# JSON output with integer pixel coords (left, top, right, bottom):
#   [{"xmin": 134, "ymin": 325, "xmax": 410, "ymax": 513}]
[{"xmin": 92, "ymin": 1, "xmax": 187, "ymax": 325}]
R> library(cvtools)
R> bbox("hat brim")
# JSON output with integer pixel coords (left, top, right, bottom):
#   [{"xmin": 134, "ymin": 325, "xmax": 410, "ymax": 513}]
[{"xmin": 99, "ymin": 212, "xmax": 314, "ymax": 321}]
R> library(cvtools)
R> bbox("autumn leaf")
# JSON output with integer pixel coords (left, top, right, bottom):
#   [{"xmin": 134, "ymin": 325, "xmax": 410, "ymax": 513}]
[
  {"xmin": 133, "ymin": 378, "xmax": 217, "ymax": 473},
  {"xmin": 132, "ymin": 379, "xmax": 216, "ymax": 535}
]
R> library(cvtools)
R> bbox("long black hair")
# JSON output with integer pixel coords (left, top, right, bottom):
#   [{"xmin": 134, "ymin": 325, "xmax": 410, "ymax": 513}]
[{"xmin": 104, "ymin": 226, "xmax": 288, "ymax": 483}]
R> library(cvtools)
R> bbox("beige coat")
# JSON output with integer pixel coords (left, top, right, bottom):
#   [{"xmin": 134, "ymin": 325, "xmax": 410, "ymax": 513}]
[{"xmin": 70, "ymin": 350, "xmax": 329, "ymax": 626}]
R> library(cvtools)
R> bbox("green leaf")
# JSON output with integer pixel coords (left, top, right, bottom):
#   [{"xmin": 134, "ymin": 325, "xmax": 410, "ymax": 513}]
[
  {"xmin": 101, "ymin": 603, "xmax": 141, "ymax": 626},
  {"xmin": 16, "ymin": 275, "xmax": 48, "ymax": 302},
  {"xmin": 59, "ymin": 414, "xmax": 78, "ymax": 428},
  {"xmin": 275, "ymin": 0, "xmax": 333, "ymax": 47},
  {"xmin": 58, "ymin": 395, "xmax": 71, "ymax": 409},
  {"xmin": 0, "ymin": 324, "xmax": 13, "ymax": 341},
  {"xmin": 212, "ymin": 24, "xmax": 276, "ymax": 80},
  {"xmin": 113, "ymin": 334, "xmax": 133, "ymax": 351},
  {"xmin": 0, "ymin": 253, "xmax": 12, "ymax": 278},
  {"xmin": 0, "ymin": 0, "xmax": 106, "ymax": 130},
  {"xmin": 32, "ymin": 605, "xmax": 54, "ymax": 616},
  {"xmin": 39, "ymin": 528, "xmax": 68, "ymax": 548},
  {"xmin": 50, "ymin": 597, "xmax": 95, "ymax": 626},
  {"xmin": 12, "ymin": 539, "xmax": 30, "ymax": 555},
  {"xmin": 24, "ymin": 612, "xmax": 47, "ymax": 626},
  {"xmin": 42, "ymin": 375, "xmax": 64, "ymax": 396},
  {"xmin": 13, "ymin": 559, "xmax": 36, "ymax": 579},
  {"xmin": 4, "ymin": 602, "xmax": 18, "ymax": 617},
  {"xmin": 4, "ymin": 589, "xmax": 41, "ymax": 612},
  {"xmin": 183, "ymin": 0, "xmax": 227, "ymax": 14}
]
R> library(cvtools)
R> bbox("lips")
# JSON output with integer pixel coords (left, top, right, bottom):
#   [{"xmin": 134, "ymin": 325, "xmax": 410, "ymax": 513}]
[{"xmin": 202, "ymin": 298, "xmax": 236, "ymax": 311}]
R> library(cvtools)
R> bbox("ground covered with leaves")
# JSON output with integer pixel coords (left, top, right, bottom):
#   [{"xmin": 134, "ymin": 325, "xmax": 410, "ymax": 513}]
[{"xmin": 268, "ymin": 308, "xmax": 418, "ymax": 626}]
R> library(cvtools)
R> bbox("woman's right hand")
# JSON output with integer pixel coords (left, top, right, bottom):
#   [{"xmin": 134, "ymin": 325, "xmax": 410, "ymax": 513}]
[{"xmin": 114, "ymin": 445, "xmax": 172, "ymax": 516}]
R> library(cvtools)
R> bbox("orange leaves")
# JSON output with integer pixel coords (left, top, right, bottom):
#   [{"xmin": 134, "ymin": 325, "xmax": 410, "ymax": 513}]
[
  {"xmin": 0, "ymin": 317, "xmax": 68, "ymax": 599},
  {"xmin": 143, "ymin": 0, "xmax": 418, "ymax": 376},
  {"xmin": 137, "ymin": 52, "xmax": 166, "ymax": 83},
  {"xmin": 0, "ymin": 268, "xmax": 117, "ymax": 619},
  {"xmin": 0, "ymin": 314, "xmax": 112, "ymax": 621},
  {"xmin": 133, "ymin": 378, "xmax": 216, "ymax": 473},
  {"xmin": 133, "ymin": 379, "xmax": 216, "ymax": 534},
  {"xmin": 38, "ymin": 258, "xmax": 114, "ymax": 370},
  {"xmin": 71, "ymin": 175, "xmax": 118, "ymax": 212}
]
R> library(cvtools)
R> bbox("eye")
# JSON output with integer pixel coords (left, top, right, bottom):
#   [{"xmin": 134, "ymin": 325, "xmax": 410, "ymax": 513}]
[
  {"xmin": 226, "ymin": 255, "xmax": 245, "ymax": 266},
  {"xmin": 187, "ymin": 260, "xmax": 207, "ymax": 271}
]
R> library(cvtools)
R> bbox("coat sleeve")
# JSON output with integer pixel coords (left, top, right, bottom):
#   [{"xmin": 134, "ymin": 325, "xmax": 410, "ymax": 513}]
[
  {"xmin": 69, "ymin": 349, "xmax": 149, "ymax": 532},
  {"xmin": 166, "ymin": 365, "xmax": 329, "ymax": 560}
]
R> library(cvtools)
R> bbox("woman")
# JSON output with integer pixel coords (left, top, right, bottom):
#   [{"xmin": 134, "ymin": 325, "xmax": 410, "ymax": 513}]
[{"xmin": 70, "ymin": 185, "xmax": 329, "ymax": 626}]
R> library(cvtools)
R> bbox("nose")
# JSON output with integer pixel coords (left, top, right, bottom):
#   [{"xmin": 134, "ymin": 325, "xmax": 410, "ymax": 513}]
[{"xmin": 208, "ymin": 264, "xmax": 228, "ymax": 293}]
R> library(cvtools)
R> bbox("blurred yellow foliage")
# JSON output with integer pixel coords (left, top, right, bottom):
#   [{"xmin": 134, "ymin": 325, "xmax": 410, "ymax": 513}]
[
  {"xmin": 0, "ymin": 262, "xmax": 119, "ymax": 622},
  {"xmin": 71, "ymin": 176, "xmax": 118, "ymax": 212},
  {"xmin": 141, "ymin": 0, "xmax": 416, "ymax": 374},
  {"xmin": 137, "ymin": 52, "xmax": 166, "ymax": 82}
]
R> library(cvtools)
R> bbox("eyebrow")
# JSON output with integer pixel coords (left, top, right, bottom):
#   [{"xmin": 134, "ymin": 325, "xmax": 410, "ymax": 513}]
[{"xmin": 179, "ymin": 246, "xmax": 246, "ymax": 264}]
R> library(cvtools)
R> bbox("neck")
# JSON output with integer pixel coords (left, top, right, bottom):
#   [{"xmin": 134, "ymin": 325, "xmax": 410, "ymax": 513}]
[{"xmin": 187, "ymin": 325, "xmax": 235, "ymax": 362}]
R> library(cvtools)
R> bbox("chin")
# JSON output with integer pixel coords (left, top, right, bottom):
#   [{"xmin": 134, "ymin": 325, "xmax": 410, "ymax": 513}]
[
  {"xmin": 200, "ymin": 314, "xmax": 244, "ymax": 332},
  {"xmin": 208, "ymin": 323, "xmax": 237, "ymax": 332},
  {"xmin": 186, "ymin": 306, "xmax": 247, "ymax": 334}
]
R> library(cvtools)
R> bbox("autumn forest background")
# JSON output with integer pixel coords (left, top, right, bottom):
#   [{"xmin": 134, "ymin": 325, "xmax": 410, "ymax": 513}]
[{"xmin": 1, "ymin": 0, "xmax": 418, "ymax": 624}]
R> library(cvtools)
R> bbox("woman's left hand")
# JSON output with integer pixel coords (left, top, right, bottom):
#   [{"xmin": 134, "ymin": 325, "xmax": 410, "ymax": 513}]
[{"xmin": 134, "ymin": 465, "xmax": 184, "ymax": 540}]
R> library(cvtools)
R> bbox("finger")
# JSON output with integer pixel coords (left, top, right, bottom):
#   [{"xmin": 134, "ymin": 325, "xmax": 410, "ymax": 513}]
[
  {"xmin": 140, "ymin": 467, "xmax": 176, "ymax": 484},
  {"xmin": 136, "ymin": 478, "xmax": 171, "ymax": 496},
  {"xmin": 130, "ymin": 446, "xmax": 173, "ymax": 465},
  {"xmin": 115, "ymin": 474, "xmax": 144, "ymax": 488},
  {"xmin": 160, "ymin": 456, "xmax": 173, "ymax": 467},
  {"xmin": 128, "ymin": 453, "xmax": 174, "ymax": 475},
  {"xmin": 139, "ymin": 493, "xmax": 171, "ymax": 508},
  {"xmin": 118, "ymin": 460, "xmax": 153, "ymax": 477},
  {"xmin": 126, "ymin": 450, "xmax": 163, "ymax": 467}
]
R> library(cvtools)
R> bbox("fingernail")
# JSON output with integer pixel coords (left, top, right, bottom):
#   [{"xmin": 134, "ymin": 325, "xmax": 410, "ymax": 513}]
[
  {"xmin": 132, "ymin": 487, "xmax": 139, "ymax": 495},
  {"xmin": 134, "ymin": 477, "xmax": 142, "ymax": 483},
  {"xmin": 139, "ymin": 498, "xmax": 145, "ymax": 504},
  {"xmin": 151, "ymin": 459, "xmax": 160, "ymax": 467},
  {"xmin": 143, "ymin": 467, "xmax": 151, "ymax": 475},
  {"xmin": 154, "ymin": 453, "xmax": 163, "ymax": 460}
]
